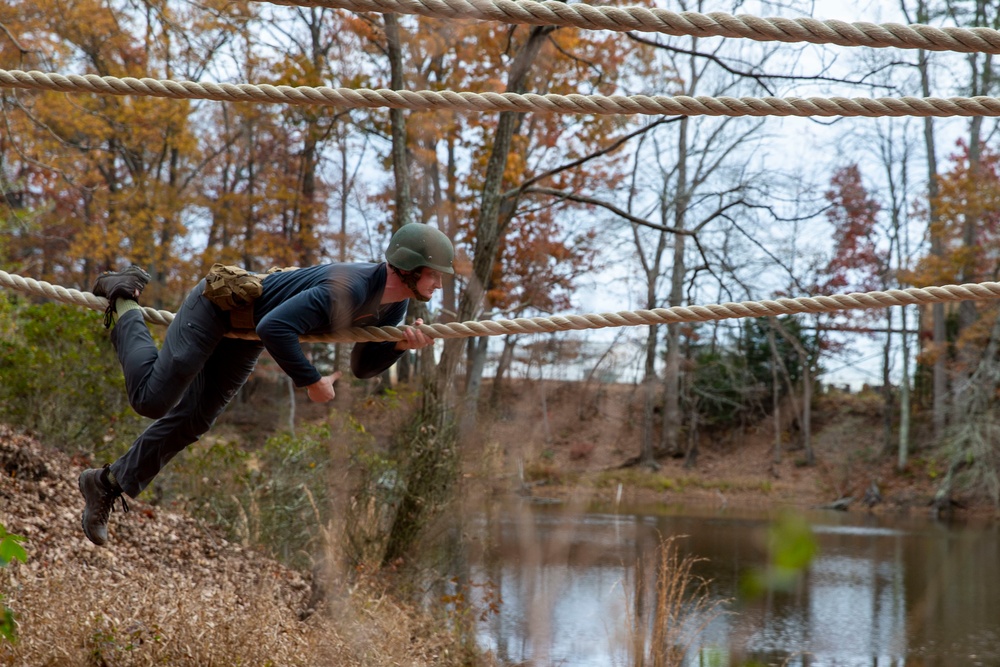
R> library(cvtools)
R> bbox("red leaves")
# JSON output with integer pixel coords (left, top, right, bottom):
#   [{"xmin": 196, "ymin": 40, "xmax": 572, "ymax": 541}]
[{"xmin": 822, "ymin": 164, "xmax": 886, "ymax": 294}]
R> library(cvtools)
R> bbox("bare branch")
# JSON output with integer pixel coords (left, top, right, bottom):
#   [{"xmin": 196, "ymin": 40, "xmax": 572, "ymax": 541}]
[
  {"xmin": 503, "ymin": 117, "xmax": 679, "ymax": 200},
  {"xmin": 0, "ymin": 22, "xmax": 30, "ymax": 56},
  {"xmin": 626, "ymin": 32, "xmax": 906, "ymax": 95},
  {"xmin": 522, "ymin": 186, "xmax": 695, "ymax": 234},
  {"xmin": 545, "ymin": 33, "xmax": 604, "ymax": 87},
  {"xmin": 722, "ymin": 212, "xmax": 814, "ymax": 295}
]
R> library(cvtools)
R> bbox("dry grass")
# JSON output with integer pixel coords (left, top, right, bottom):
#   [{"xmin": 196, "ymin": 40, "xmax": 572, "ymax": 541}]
[
  {"xmin": 625, "ymin": 536, "xmax": 729, "ymax": 667},
  {"xmin": 6, "ymin": 569, "xmax": 308, "ymax": 666},
  {"xmin": 3, "ymin": 568, "xmax": 471, "ymax": 666}
]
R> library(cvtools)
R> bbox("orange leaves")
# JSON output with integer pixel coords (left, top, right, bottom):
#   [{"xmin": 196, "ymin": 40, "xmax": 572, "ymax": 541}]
[
  {"xmin": 3, "ymin": 0, "xmax": 645, "ymax": 314},
  {"xmin": 373, "ymin": 19, "xmax": 646, "ymax": 316},
  {"xmin": 0, "ymin": 0, "xmax": 212, "ymax": 287},
  {"xmin": 911, "ymin": 140, "xmax": 1000, "ymax": 288}
]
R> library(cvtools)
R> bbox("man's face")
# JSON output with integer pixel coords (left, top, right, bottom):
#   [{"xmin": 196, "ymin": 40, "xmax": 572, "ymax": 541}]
[{"xmin": 410, "ymin": 267, "xmax": 444, "ymax": 302}]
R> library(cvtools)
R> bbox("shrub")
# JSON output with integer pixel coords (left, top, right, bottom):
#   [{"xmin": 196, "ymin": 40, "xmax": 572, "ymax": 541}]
[
  {"xmin": 159, "ymin": 423, "xmax": 336, "ymax": 571},
  {"xmin": 626, "ymin": 536, "xmax": 729, "ymax": 666},
  {"xmin": 0, "ymin": 295, "xmax": 141, "ymax": 458}
]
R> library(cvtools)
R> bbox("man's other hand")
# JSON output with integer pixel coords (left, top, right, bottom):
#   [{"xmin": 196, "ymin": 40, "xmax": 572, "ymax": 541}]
[{"xmin": 306, "ymin": 371, "xmax": 342, "ymax": 403}]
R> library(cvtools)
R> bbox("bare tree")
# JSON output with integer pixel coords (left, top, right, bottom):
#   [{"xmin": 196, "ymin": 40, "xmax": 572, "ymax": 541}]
[
  {"xmin": 871, "ymin": 119, "xmax": 920, "ymax": 468},
  {"xmin": 622, "ymin": 0, "xmax": 777, "ymax": 462}
]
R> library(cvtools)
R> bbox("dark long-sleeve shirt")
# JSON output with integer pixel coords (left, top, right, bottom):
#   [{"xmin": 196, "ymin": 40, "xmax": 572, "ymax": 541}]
[{"xmin": 254, "ymin": 262, "xmax": 407, "ymax": 386}]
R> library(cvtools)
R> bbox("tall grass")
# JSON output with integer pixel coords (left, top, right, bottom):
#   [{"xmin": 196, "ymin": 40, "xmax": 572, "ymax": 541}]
[
  {"xmin": 626, "ymin": 536, "xmax": 729, "ymax": 667},
  {"xmin": 152, "ymin": 423, "xmax": 337, "ymax": 571}
]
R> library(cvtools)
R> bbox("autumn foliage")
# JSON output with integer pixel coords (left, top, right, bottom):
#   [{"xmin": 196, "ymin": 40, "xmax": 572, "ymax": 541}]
[
  {"xmin": 917, "ymin": 141, "xmax": 1000, "ymax": 287},
  {"xmin": 2, "ymin": 1, "xmax": 640, "ymax": 323},
  {"xmin": 823, "ymin": 164, "xmax": 887, "ymax": 293}
]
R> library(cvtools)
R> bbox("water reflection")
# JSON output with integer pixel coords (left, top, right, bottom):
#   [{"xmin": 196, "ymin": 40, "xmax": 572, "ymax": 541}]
[{"xmin": 470, "ymin": 502, "xmax": 1000, "ymax": 666}]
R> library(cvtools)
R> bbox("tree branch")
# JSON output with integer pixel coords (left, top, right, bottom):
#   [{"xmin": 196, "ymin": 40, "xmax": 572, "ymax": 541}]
[
  {"xmin": 626, "ymin": 32, "xmax": 903, "ymax": 96},
  {"xmin": 503, "ymin": 117, "xmax": 680, "ymax": 200},
  {"xmin": 522, "ymin": 186, "xmax": 696, "ymax": 234}
]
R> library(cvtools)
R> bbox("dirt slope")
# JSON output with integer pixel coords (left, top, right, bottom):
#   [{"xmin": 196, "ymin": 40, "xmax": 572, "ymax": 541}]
[{"xmin": 0, "ymin": 424, "xmax": 462, "ymax": 667}]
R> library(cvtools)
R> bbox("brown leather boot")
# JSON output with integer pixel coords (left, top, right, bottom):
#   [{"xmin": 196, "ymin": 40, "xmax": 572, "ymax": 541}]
[
  {"xmin": 78, "ymin": 465, "xmax": 129, "ymax": 546},
  {"xmin": 91, "ymin": 264, "xmax": 151, "ymax": 327}
]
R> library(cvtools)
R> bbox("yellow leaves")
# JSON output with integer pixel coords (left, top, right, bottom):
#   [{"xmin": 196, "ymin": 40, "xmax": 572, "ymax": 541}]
[
  {"xmin": 343, "ymin": 14, "xmax": 381, "ymax": 47},
  {"xmin": 502, "ymin": 136, "xmax": 528, "ymax": 184},
  {"xmin": 2, "ymin": 0, "xmax": 644, "ymax": 315}
]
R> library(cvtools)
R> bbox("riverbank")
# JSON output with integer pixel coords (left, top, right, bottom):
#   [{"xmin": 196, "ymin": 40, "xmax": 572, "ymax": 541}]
[
  {"xmin": 223, "ymin": 375, "xmax": 997, "ymax": 519},
  {"xmin": 210, "ymin": 373, "xmax": 1000, "ymax": 526},
  {"xmin": 459, "ymin": 379, "xmax": 998, "ymax": 519}
]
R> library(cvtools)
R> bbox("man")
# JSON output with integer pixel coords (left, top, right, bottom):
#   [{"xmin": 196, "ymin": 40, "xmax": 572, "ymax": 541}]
[{"xmin": 78, "ymin": 223, "xmax": 454, "ymax": 546}]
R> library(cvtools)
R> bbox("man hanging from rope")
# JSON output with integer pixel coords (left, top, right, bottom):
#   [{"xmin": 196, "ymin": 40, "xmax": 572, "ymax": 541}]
[{"xmin": 77, "ymin": 223, "xmax": 455, "ymax": 546}]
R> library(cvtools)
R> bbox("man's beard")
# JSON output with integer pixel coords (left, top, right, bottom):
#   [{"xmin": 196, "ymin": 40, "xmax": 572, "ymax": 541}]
[{"xmin": 400, "ymin": 270, "xmax": 430, "ymax": 302}]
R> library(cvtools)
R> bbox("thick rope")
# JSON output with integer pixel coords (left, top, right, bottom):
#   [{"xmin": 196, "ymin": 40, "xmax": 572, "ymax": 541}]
[
  {"xmin": 261, "ymin": 0, "xmax": 1000, "ymax": 55},
  {"xmin": 3, "ymin": 269, "xmax": 1000, "ymax": 344},
  {"xmin": 5, "ymin": 69, "xmax": 1000, "ymax": 119}
]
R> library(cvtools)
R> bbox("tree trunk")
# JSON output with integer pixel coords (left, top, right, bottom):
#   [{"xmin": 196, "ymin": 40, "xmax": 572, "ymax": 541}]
[
  {"xmin": 640, "ymin": 351, "xmax": 659, "ymax": 469},
  {"xmin": 802, "ymin": 359, "xmax": 813, "ymax": 466},
  {"xmin": 298, "ymin": 131, "xmax": 318, "ymax": 265},
  {"xmin": 384, "ymin": 12, "xmax": 415, "ymax": 386},
  {"xmin": 932, "ymin": 311, "xmax": 1000, "ymax": 511},
  {"xmin": 537, "ymin": 362, "xmax": 552, "ymax": 446},
  {"xmin": 489, "ymin": 334, "xmax": 518, "ymax": 407},
  {"xmin": 899, "ymin": 305, "xmax": 912, "ymax": 470},
  {"xmin": 914, "ymin": 0, "xmax": 947, "ymax": 440},
  {"xmin": 768, "ymin": 325, "xmax": 782, "ymax": 465},
  {"xmin": 460, "ymin": 336, "xmax": 490, "ymax": 438},
  {"xmin": 771, "ymin": 317, "xmax": 813, "ymax": 464},
  {"xmin": 957, "ymin": 0, "xmax": 993, "ymax": 334},
  {"xmin": 334, "ymin": 128, "xmax": 351, "ymax": 374},
  {"xmin": 881, "ymin": 113, "xmax": 912, "ymax": 470},
  {"xmin": 440, "ymin": 134, "xmax": 459, "ymax": 323},
  {"xmin": 661, "ymin": 117, "xmax": 690, "ymax": 456},
  {"xmin": 953, "ymin": 1, "xmax": 994, "ymax": 418},
  {"xmin": 684, "ymin": 397, "xmax": 699, "ymax": 469},
  {"xmin": 385, "ymin": 13, "xmax": 412, "ymax": 231},
  {"xmin": 435, "ymin": 25, "xmax": 554, "ymax": 399},
  {"xmin": 882, "ymin": 307, "xmax": 894, "ymax": 454}
]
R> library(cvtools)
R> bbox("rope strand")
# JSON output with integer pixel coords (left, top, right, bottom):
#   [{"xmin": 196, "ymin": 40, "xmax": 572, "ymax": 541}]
[
  {"xmin": 5, "ymin": 69, "xmax": 1000, "ymax": 119},
  {"xmin": 3, "ymin": 269, "xmax": 999, "ymax": 344},
  {"xmin": 259, "ymin": 0, "xmax": 1000, "ymax": 54}
]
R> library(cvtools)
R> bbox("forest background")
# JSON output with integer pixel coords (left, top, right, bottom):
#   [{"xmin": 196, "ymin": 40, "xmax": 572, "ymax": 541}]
[{"xmin": 3, "ymin": 0, "xmax": 1000, "ymax": 654}]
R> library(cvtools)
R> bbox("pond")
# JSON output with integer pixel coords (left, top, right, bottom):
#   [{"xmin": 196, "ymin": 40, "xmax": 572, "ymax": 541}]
[{"xmin": 469, "ymin": 501, "xmax": 1000, "ymax": 666}]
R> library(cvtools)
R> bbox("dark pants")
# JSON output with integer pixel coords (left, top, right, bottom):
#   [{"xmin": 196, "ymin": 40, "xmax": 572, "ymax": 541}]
[{"xmin": 108, "ymin": 280, "xmax": 264, "ymax": 498}]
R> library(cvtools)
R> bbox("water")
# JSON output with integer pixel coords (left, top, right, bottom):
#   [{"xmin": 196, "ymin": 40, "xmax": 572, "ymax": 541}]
[{"xmin": 469, "ymin": 502, "xmax": 1000, "ymax": 666}]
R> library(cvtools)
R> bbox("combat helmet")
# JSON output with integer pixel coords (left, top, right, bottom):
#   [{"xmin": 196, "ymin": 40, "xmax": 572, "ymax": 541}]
[{"xmin": 386, "ymin": 224, "xmax": 455, "ymax": 274}]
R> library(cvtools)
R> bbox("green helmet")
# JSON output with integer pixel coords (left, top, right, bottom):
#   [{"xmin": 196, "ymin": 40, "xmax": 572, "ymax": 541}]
[{"xmin": 386, "ymin": 224, "xmax": 455, "ymax": 274}]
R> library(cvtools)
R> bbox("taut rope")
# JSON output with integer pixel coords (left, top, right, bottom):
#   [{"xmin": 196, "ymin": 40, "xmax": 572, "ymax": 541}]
[
  {"xmin": 3, "ymin": 9, "xmax": 996, "ymax": 346},
  {"xmin": 259, "ymin": 0, "xmax": 1000, "ymax": 54},
  {"xmin": 2, "ymin": 269, "xmax": 999, "ymax": 344},
  {"xmin": 5, "ymin": 69, "xmax": 1000, "ymax": 119}
]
